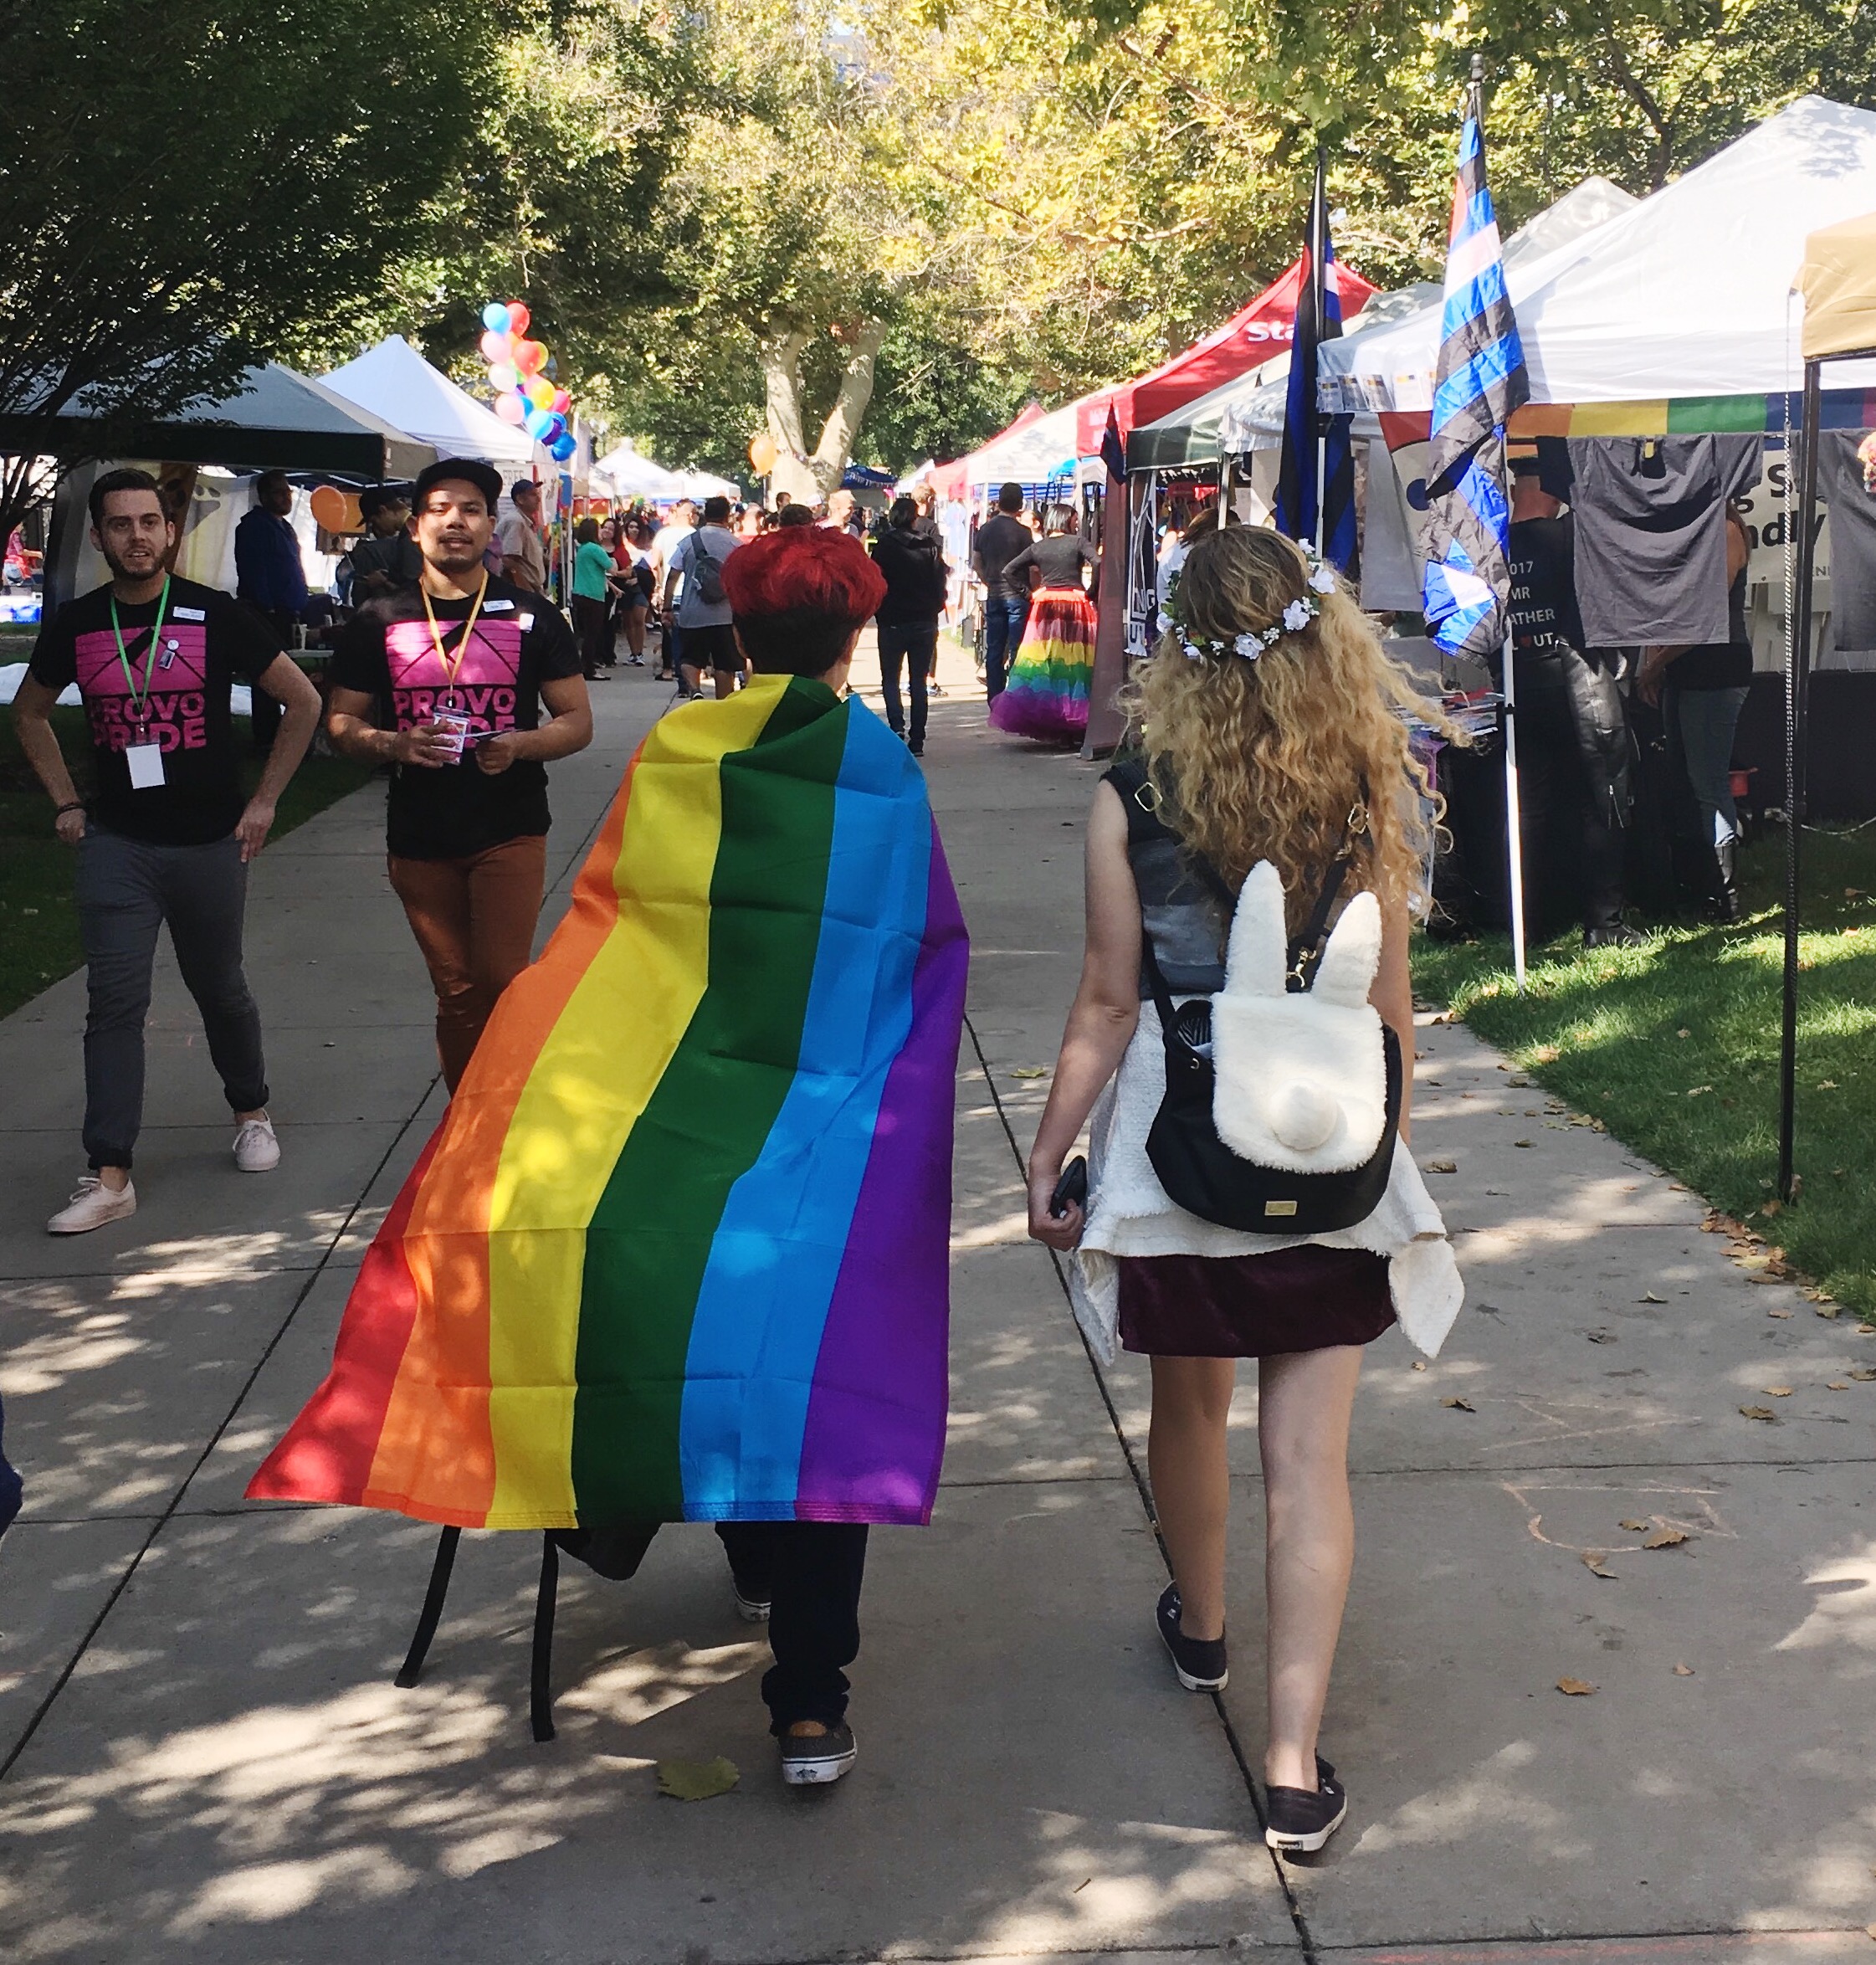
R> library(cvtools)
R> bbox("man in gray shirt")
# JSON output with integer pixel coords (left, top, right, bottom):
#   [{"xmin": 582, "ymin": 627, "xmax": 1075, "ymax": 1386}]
[
  {"xmin": 663, "ymin": 495, "xmax": 744, "ymax": 698},
  {"xmin": 972, "ymin": 481, "xmax": 1033, "ymax": 701}
]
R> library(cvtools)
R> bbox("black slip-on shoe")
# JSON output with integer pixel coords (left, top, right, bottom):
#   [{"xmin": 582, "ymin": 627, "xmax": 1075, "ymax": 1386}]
[
  {"xmin": 779, "ymin": 1723, "xmax": 856, "ymax": 1787},
  {"xmin": 730, "ymin": 1571, "xmax": 772, "ymax": 1623},
  {"xmin": 1264, "ymin": 1755, "xmax": 1347, "ymax": 1853},
  {"xmin": 1156, "ymin": 1583, "xmax": 1228, "ymax": 1691}
]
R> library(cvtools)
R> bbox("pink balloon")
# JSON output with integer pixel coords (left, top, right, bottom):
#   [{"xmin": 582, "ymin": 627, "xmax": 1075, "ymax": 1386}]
[
  {"xmin": 494, "ymin": 392, "xmax": 527, "ymax": 425},
  {"xmin": 551, "ymin": 387, "xmax": 572, "ymax": 414},
  {"xmin": 506, "ymin": 302, "xmax": 532, "ymax": 335},
  {"xmin": 479, "ymin": 330, "xmax": 511, "ymax": 364},
  {"xmin": 489, "ymin": 362, "xmax": 520, "ymax": 392}
]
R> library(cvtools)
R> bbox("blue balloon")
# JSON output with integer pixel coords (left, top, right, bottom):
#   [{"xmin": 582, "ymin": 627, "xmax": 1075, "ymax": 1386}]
[
  {"xmin": 542, "ymin": 413, "xmax": 566, "ymax": 445},
  {"xmin": 551, "ymin": 433, "xmax": 577, "ymax": 461},
  {"xmin": 523, "ymin": 407, "xmax": 554, "ymax": 440},
  {"xmin": 482, "ymin": 302, "xmax": 511, "ymax": 333}
]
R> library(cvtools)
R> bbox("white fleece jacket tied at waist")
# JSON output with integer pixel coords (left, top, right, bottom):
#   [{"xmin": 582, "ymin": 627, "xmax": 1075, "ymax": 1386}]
[{"xmin": 1068, "ymin": 1005, "xmax": 1464, "ymax": 1364}]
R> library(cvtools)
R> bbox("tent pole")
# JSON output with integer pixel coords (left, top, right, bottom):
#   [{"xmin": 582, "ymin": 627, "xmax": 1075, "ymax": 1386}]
[
  {"xmin": 1777, "ymin": 359, "xmax": 1822, "ymax": 1204},
  {"xmin": 1500, "ymin": 622, "xmax": 1527, "ymax": 993}
]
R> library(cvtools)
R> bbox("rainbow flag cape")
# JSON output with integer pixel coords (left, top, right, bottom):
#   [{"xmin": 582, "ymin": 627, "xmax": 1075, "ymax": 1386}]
[{"xmin": 249, "ymin": 675, "xmax": 968, "ymax": 1529}]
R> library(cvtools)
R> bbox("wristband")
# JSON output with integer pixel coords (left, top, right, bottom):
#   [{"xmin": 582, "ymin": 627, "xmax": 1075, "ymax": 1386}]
[{"xmin": 55, "ymin": 802, "xmax": 85, "ymax": 817}]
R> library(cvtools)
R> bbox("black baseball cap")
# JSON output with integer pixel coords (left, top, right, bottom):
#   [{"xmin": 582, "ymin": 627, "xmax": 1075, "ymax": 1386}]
[{"xmin": 413, "ymin": 457, "xmax": 503, "ymax": 510}]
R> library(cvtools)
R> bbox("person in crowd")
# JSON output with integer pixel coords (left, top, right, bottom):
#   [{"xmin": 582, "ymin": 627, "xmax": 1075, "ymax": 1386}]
[
  {"xmin": 345, "ymin": 489, "xmax": 421, "ymax": 602},
  {"xmin": 988, "ymin": 503, "xmax": 1099, "ymax": 742},
  {"xmin": 234, "ymin": 469, "xmax": 310, "ymax": 754},
  {"xmin": 252, "ymin": 522, "xmax": 969, "ymax": 1792},
  {"xmin": 1504, "ymin": 459, "xmax": 1642, "ymax": 948},
  {"xmin": 572, "ymin": 517, "xmax": 618, "ymax": 680},
  {"xmin": 1638, "ymin": 499, "xmax": 1754, "ymax": 922},
  {"xmin": 910, "ymin": 483, "xmax": 947, "ymax": 697},
  {"xmin": 823, "ymin": 489, "xmax": 862, "ymax": 536},
  {"xmin": 972, "ymin": 482, "xmax": 1033, "ymax": 701},
  {"xmin": 325, "ymin": 459, "xmax": 592, "ymax": 1092},
  {"xmin": 871, "ymin": 494, "xmax": 948, "ymax": 756},
  {"xmin": 613, "ymin": 516, "xmax": 651, "ymax": 666},
  {"xmin": 736, "ymin": 503, "xmax": 766, "ymax": 541},
  {"xmin": 777, "ymin": 503, "xmax": 816, "ymax": 530},
  {"xmin": 650, "ymin": 498, "xmax": 697, "ymax": 682},
  {"xmin": 495, "ymin": 479, "xmax": 548, "ymax": 597},
  {"xmin": 14, "ymin": 468, "xmax": 322, "ymax": 1232},
  {"xmin": 664, "ymin": 495, "xmax": 746, "ymax": 699},
  {"xmin": 1026, "ymin": 526, "xmax": 1459, "ymax": 1856}
]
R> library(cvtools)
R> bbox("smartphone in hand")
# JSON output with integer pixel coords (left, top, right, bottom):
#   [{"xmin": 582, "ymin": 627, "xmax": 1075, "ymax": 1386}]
[{"xmin": 1049, "ymin": 1155, "xmax": 1089, "ymax": 1219}]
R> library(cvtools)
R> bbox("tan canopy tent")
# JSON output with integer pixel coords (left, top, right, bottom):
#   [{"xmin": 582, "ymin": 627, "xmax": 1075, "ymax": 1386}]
[{"xmin": 1798, "ymin": 210, "xmax": 1876, "ymax": 359}]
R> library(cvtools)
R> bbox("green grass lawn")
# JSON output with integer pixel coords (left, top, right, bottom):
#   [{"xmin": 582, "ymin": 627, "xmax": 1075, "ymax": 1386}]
[
  {"xmin": 1412, "ymin": 827, "xmax": 1876, "ymax": 1320},
  {"xmin": 0, "ymin": 702, "xmax": 377, "ymax": 1019}
]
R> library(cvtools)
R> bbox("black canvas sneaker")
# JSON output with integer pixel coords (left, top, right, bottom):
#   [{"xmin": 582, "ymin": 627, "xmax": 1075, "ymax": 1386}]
[
  {"xmin": 1156, "ymin": 1583, "xmax": 1228, "ymax": 1691},
  {"xmin": 1264, "ymin": 1755, "xmax": 1347, "ymax": 1853},
  {"xmin": 779, "ymin": 1723, "xmax": 856, "ymax": 1786}
]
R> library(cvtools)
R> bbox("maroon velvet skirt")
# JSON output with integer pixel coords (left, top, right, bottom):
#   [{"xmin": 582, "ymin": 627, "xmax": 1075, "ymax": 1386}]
[{"xmin": 1116, "ymin": 1246, "xmax": 1396, "ymax": 1358}]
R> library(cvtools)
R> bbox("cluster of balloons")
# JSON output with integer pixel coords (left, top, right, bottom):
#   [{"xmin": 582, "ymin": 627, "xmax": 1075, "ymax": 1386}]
[{"xmin": 479, "ymin": 301, "xmax": 577, "ymax": 463}]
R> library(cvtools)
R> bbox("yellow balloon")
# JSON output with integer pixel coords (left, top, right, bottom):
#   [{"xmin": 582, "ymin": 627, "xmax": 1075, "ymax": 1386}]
[{"xmin": 525, "ymin": 374, "xmax": 556, "ymax": 408}]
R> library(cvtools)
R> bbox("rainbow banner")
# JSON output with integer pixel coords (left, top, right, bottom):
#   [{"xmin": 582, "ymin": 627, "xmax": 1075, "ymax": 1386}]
[{"xmin": 250, "ymin": 675, "xmax": 969, "ymax": 1529}]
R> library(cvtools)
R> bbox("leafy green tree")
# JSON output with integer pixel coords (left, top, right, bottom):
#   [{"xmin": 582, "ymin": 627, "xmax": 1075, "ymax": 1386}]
[{"xmin": 0, "ymin": 0, "xmax": 491, "ymax": 546}]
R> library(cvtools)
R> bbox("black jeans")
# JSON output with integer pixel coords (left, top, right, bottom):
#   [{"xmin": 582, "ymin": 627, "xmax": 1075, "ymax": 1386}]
[
  {"xmin": 553, "ymin": 1518, "xmax": 868, "ymax": 1731},
  {"xmin": 878, "ymin": 621, "xmax": 935, "ymax": 745}
]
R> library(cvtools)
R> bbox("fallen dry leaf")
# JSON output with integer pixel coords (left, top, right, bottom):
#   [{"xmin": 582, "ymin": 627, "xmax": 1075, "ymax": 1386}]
[
  {"xmin": 1639, "ymin": 1290, "xmax": 1666, "ymax": 1304},
  {"xmin": 1513, "ymin": 1139, "xmax": 1534, "ymax": 1148},
  {"xmin": 1582, "ymin": 1554, "xmax": 1617, "ymax": 1579},
  {"xmin": 1411, "ymin": 1360, "xmax": 1428, "ymax": 1371},
  {"xmin": 1818, "ymin": 1305, "xmax": 1843, "ymax": 1319},
  {"xmin": 657, "ymin": 1756, "xmax": 740, "ymax": 1802},
  {"xmin": 1619, "ymin": 1518, "xmax": 1648, "ymax": 1531},
  {"xmin": 1817, "ymin": 1080, "xmax": 1838, "ymax": 1090},
  {"xmin": 1010, "ymin": 1067, "xmax": 1049, "ymax": 1080},
  {"xmin": 1643, "ymin": 1526, "xmax": 1689, "ymax": 1550},
  {"xmin": 1686, "ymin": 1085, "xmax": 1714, "ymax": 1097},
  {"xmin": 1768, "ymin": 1309, "xmax": 1793, "ymax": 1319},
  {"xmin": 1740, "ymin": 1405, "xmax": 1777, "ymax": 1421},
  {"xmin": 1848, "ymin": 1368, "xmax": 1876, "ymax": 1382},
  {"xmin": 1676, "ymin": 1028, "xmax": 1691, "ymax": 1039},
  {"xmin": 1441, "ymin": 1396, "xmax": 1475, "ymax": 1412},
  {"xmin": 1828, "ymin": 1381, "xmax": 1852, "ymax": 1392},
  {"xmin": 1425, "ymin": 1158, "xmax": 1458, "ymax": 1174},
  {"xmin": 1673, "ymin": 1663, "xmax": 1695, "ymax": 1676},
  {"xmin": 1556, "ymin": 1677, "xmax": 1598, "ymax": 1696},
  {"xmin": 1762, "ymin": 1386, "xmax": 1793, "ymax": 1397}
]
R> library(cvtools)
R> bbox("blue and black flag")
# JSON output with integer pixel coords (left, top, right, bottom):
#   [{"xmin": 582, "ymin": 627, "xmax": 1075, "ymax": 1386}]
[
  {"xmin": 1275, "ymin": 151, "xmax": 1356, "ymax": 567},
  {"xmin": 1420, "ymin": 80, "xmax": 1528, "ymax": 657}
]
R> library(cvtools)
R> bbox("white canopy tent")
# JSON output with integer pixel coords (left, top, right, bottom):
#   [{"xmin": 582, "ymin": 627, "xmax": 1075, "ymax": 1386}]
[
  {"xmin": 963, "ymin": 397, "xmax": 1087, "ymax": 492},
  {"xmin": 595, "ymin": 442, "xmax": 691, "ymax": 500},
  {"xmin": 320, "ymin": 334, "xmax": 547, "ymax": 475},
  {"xmin": 1321, "ymin": 98, "xmax": 1876, "ymax": 413}
]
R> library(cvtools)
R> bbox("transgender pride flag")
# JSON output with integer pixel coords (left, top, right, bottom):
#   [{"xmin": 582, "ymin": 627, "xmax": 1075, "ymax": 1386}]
[{"xmin": 1420, "ymin": 64, "xmax": 1529, "ymax": 659}]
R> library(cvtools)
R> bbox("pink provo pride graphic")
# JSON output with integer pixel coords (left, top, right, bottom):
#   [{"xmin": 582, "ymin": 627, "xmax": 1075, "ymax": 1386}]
[
  {"xmin": 384, "ymin": 618, "xmax": 525, "ymax": 737},
  {"xmin": 73, "ymin": 623, "xmax": 211, "ymax": 752}
]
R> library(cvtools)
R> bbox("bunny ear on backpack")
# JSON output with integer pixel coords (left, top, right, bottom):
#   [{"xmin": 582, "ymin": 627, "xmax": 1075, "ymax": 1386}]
[
  {"xmin": 1311, "ymin": 890, "xmax": 1384, "ymax": 1006},
  {"xmin": 1222, "ymin": 862, "xmax": 1288, "ymax": 1001}
]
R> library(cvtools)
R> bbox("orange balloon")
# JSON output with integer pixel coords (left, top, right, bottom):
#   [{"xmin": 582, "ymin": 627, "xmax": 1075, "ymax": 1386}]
[
  {"xmin": 310, "ymin": 485, "xmax": 356, "ymax": 533},
  {"xmin": 748, "ymin": 432, "xmax": 777, "ymax": 475}
]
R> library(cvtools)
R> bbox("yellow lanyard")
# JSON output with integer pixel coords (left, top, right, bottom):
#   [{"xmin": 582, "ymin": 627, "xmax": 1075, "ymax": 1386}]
[
  {"xmin": 420, "ymin": 572, "xmax": 488, "ymax": 706},
  {"xmin": 109, "ymin": 576, "xmax": 172, "ymax": 733}
]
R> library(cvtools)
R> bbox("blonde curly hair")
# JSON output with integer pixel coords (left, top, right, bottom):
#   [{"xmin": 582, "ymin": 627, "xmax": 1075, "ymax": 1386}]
[{"xmin": 1119, "ymin": 526, "xmax": 1453, "ymax": 931}]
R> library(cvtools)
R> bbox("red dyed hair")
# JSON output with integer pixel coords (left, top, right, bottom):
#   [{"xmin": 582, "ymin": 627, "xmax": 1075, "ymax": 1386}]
[{"xmin": 721, "ymin": 524, "xmax": 886, "ymax": 623}]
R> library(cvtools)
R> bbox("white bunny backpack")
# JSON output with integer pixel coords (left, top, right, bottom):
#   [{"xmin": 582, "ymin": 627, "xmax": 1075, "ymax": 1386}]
[{"xmin": 1141, "ymin": 859, "xmax": 1404, "ymax": 1236}]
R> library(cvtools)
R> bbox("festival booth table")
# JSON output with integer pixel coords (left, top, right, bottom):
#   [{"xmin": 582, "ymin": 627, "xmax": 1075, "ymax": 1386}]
[{"xmin": 1319, "ymin": 94, "xmax": 1876, "ymax": 820}]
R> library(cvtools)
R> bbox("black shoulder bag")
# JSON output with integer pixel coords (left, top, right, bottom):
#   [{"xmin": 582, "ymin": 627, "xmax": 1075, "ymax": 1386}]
[{"xmin": 1105, "ymin": 757, "xmax": 1402, "ymax": 1235}]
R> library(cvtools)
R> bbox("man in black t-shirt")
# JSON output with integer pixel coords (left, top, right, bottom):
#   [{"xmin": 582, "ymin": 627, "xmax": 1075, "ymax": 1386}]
[
  {"xmin": 326, "ymin": 458, "xmax": 592, "ymax": 1092},
  {"xmin": 14, "ymin": 468, "xmax": 323, "ymax": 1233},
  {"xmin": 1504, "ymin": 459, "xmax": 1640, "ymax": 948},
  {"xmin": 971, "ymin": 481, "xmax": 1034, "ymax": 701}
]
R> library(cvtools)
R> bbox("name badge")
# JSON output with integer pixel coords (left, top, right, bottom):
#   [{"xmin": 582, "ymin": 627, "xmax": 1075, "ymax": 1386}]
[
  {"xmin": 484, "ymin": 598, "xmax": 515, "ymax": 613},
  {"xmin": 126, "ymin": 742, "xmax": 166, "ymax": 789},
  {"xmin": 172, "ymin": 606, "xmax": 206, "ymax": 622},
  {"xmin": 518, "ymin": 613, "xmax": 536, "ymax": 632}
]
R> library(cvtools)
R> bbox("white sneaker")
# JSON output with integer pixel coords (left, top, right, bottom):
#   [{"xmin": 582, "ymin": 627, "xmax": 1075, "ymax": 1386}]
[
  {"xmin": 47, "ymin": 1174, "xmax": 137, "ymax": 1235},
  {"xmin": 233, "ymin": 1115, "xmax": 280, "ymax": 1172}
]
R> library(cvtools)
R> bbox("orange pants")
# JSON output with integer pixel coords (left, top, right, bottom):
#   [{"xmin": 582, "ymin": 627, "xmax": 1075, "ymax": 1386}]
[{"xmin": 387, "ymin": 834, "xmax": 546, "ymax": 1091}]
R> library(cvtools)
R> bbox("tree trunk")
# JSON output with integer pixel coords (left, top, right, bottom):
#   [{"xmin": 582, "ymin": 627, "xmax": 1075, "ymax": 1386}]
[
  {"xmin": 760, "ymin": 329, "xmax": 818, "ymax": 504},
  {"xmin": 808, "ymin": 319, "xmax": 888, "ymax": 498}
]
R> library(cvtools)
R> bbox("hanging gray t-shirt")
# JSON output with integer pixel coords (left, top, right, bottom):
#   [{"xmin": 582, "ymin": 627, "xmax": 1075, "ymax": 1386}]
[
  {"xmin": 1822, "ymin": 431, "xmax": 1876, "ymax": 655},
  {"xmin": 1567, "ymin": 435, "xmax": 1761, "ymax": 646}
]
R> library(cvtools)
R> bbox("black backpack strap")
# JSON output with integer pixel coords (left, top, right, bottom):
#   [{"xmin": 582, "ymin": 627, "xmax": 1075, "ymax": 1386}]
[{"xmin": 1285, "ymin": 782, "xmax": 1373, "ymax": 992}]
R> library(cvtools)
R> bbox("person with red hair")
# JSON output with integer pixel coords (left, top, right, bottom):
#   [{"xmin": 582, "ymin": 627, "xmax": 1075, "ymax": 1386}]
[{"xmin": 720, "ymin": 521, "xmax": 887, "ymax": 680}]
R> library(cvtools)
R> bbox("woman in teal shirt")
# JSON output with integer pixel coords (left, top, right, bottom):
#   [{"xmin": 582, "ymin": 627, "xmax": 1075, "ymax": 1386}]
[{"xmin": 572, "ymin": 518, "xmax": 617, "ymax": 680}]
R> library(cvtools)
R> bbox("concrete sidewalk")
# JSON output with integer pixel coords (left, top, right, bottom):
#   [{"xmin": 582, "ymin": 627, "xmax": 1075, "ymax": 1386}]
[{"xmin": 2, "ymin": 642, "xmax": 1873, "ymax": 1964}]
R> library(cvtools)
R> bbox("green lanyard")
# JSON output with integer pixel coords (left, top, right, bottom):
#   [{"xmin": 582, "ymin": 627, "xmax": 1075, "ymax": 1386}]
[{"xmin": 109, "ymin": 576, "xmax": 172, "ymax": 735}]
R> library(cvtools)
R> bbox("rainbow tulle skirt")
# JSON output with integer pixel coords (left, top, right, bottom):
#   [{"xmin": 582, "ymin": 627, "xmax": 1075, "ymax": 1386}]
[{"xmin": 989, "ymin": 587, "xmax": 1095, "ymax": 742}]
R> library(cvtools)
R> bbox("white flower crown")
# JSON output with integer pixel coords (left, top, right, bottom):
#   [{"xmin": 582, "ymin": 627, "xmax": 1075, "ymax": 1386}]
[{"xmin": 1156, "ymin": 539, "xmax": 1340, "ymax": 664}]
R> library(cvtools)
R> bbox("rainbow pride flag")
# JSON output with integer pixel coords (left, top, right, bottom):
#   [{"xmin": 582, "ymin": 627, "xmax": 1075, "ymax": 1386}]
[{"xmin": 250, "ymin": 675, "xmax": 969, "ymax": 1529}]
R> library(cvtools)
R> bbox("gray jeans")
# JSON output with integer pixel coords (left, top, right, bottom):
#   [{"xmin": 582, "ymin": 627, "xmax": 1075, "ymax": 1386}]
[{"xmin": 76, "ymin": 826, "xmax": 269, "ymax": 1170}]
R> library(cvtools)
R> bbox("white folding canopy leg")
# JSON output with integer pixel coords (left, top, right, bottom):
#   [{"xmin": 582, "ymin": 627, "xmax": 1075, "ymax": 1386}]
[{"xmin": 1500, "ymin": 621, "xmax": 1528, "ymax": 992}]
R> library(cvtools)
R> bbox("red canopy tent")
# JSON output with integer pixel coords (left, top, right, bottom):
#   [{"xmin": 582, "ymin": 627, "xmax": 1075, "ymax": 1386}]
[
  {"xmin": 927, "ymin": 401, "xmax": 1048, "ymax": 500},
  {"xmin": 1074, "ymin": 254, "xmax": 1376, "ymax": 459}
]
